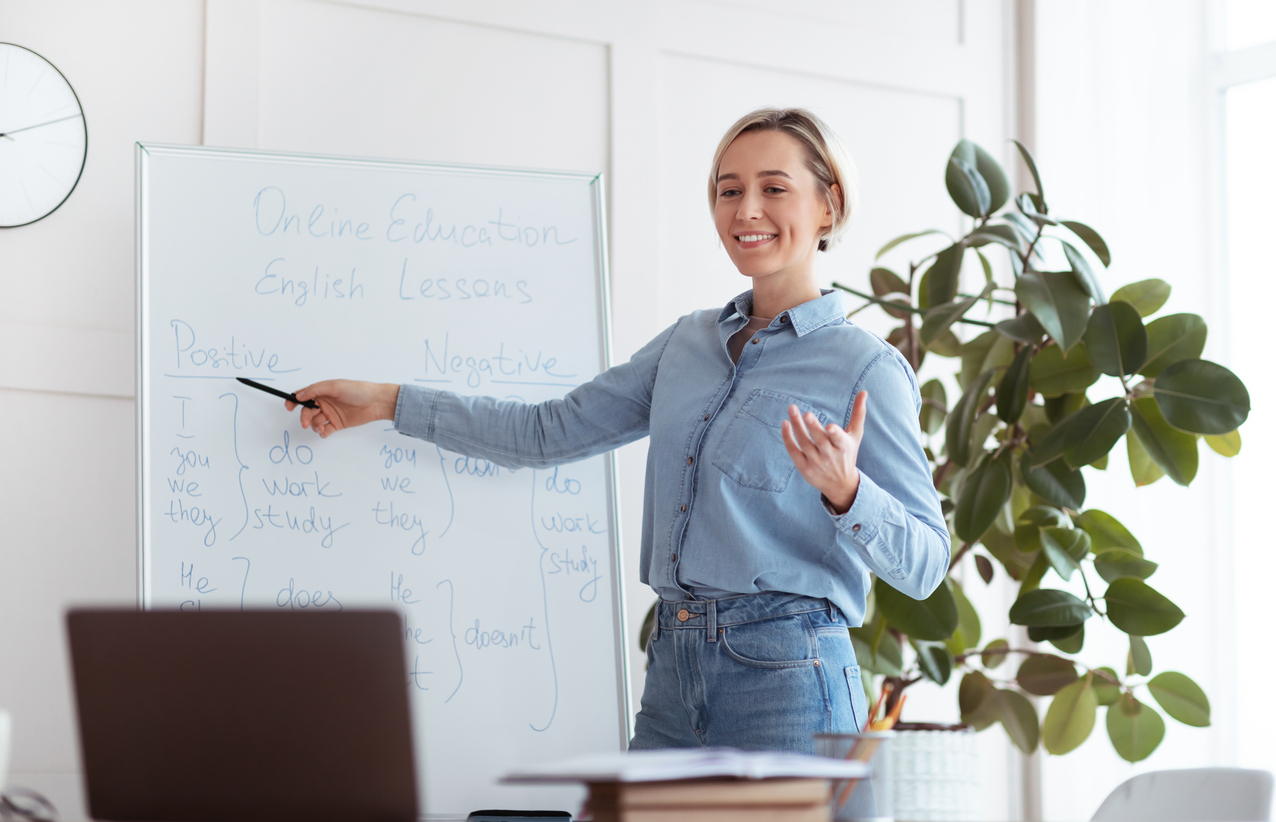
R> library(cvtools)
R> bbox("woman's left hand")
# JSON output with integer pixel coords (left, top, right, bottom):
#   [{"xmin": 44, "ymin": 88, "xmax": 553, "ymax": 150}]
[{"xmin": 781, "ymin": 391, "xmax": 868, "ymax": 515}]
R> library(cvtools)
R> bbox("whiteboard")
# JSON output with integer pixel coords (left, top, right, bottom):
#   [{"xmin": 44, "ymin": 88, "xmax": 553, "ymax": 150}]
[{"xmin": 136, "ymin": 143, "xmax": 630, "ymax": 818}]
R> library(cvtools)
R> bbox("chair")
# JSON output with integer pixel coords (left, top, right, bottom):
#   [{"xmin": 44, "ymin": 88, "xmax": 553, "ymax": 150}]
[{"xmin": 1091, "ymin": 768, "xmax": 1274, "ymax": 822}]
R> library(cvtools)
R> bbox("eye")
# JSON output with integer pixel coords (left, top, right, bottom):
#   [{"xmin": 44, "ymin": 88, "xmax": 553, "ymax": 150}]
[
  {"xmin": 765, "ymin": 186, "xmax": 787, "ymax": 194},
  {"xmin": 718, "ymin": 188, "xmax": 741, "ymax": 198}
]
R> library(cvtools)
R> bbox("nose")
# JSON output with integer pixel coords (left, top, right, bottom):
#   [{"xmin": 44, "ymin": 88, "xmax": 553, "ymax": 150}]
[{"xmin": 736, "ymin": 187, "xmax": 764, "ymax": 220}]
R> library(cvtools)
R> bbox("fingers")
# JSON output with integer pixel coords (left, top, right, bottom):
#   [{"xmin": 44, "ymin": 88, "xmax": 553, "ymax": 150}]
[
  {"xmin": 781, "ymin": 419, "xmax": 808, "ymax": 468},
  {"xmin": 848, "ymin": 390, "xmax": 869, "ymax": 437}
]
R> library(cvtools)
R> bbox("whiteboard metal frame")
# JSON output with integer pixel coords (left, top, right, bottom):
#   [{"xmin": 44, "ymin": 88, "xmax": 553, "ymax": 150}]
[{"xmin": 135, "ymin": 140, "xmax": 632, "ymax": 745}]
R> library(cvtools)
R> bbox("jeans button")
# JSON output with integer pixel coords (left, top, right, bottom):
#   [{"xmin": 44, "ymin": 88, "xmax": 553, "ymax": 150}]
[{"xmin": 676, "ymin": 609, "xmax": 691, "ymax": 622}]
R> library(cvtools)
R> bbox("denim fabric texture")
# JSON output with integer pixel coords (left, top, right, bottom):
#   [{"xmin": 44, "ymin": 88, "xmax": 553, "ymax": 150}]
[{"xmin": 394, "ymin": 288, "xmax": 951, "ymax": 625}]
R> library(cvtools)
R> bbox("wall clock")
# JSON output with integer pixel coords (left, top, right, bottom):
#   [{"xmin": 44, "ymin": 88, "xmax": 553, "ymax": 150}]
[{"xmin": 0, "ymin": 43, "xmax": 87, "ymax": 227}]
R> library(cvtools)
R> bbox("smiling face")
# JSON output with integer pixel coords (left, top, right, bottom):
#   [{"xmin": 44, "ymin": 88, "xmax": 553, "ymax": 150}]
[{"xmin": 713, "ymin": 129, "xmax": 836, "ymax": 290}]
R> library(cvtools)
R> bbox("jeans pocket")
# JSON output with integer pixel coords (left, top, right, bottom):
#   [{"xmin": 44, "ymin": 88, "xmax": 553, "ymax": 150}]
[
  {"xmin": 711, "ymin": 390, "xmax": 831, "ymax": 492},
  {"xmin": 845, "ymin": 665, "xmax": 870, "ymax": 731},
  {"xmin": 719, "ymin": 614, "xmax": 817, "ymax": 669}
]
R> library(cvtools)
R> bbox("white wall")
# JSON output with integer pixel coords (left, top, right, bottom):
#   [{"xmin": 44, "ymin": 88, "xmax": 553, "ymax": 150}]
[{"xmin": 0, "ymin": 1, "xmax": 1017, "ymax": 818}]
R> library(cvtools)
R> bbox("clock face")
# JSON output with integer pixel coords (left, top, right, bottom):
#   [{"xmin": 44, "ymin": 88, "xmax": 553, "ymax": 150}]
[{"xmin": 0, "ymin": 43, "xmax": 87, "ymax": 227}]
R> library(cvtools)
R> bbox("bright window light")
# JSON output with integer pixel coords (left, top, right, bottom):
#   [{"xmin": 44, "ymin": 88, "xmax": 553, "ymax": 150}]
[
  {"xmin": 1224, "ymin": 74, "xmax": 1276, "ymax": 777},
  {"xmin": 1225, "ymin": 0, "xmax": 1276, "ymax": 50}
]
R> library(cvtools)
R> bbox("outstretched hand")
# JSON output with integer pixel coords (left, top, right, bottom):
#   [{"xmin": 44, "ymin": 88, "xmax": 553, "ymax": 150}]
[
  {"xmin": 781, "ymin": 391, "xmax": 868, "ymax": 515},
  {"xmin": 286, "ymin": 380, "xmax": 400, "ymax": 438}
]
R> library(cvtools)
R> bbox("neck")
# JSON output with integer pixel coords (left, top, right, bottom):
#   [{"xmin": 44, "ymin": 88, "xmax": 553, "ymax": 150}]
[{"xmin": 748, "ymin": 259, "xmax": 822, "ymax": 317}]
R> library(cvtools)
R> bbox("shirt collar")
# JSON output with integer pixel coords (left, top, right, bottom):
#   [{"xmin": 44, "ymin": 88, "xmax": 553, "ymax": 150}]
[{"xmin": 717, "ymin": 288, "xmax": 846, "ymax": 336}]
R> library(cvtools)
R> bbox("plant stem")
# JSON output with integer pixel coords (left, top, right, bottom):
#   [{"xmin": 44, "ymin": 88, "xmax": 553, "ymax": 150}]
[
  {"xmin": 949, "ymin": 541, "xmax": 974, "ymax": 571},
  {"xmin": 831, "ymin": 283, "xmax": 923, "ymax": 315}
]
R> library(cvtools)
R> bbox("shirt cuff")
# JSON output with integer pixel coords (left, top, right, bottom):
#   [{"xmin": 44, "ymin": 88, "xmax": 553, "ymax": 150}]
[
  {"xmin": 823, "ymin": 472, "xmax": 887, "ymax": 545},
  {"xmin": 393, "ymin": 384, "xmax": 440, "ymax": 441}
]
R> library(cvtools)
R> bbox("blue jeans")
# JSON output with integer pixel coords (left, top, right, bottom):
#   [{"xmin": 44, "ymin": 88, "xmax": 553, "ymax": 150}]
[
  {"xmin": 629, "ymin": 591, "xmax": 870, "ymax": 749},
  {"xmin": 629, "ymin": 592, "xmax": 876, "ymax": 816}
]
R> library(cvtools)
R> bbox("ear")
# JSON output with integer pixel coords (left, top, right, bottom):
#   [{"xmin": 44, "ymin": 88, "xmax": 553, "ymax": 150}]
[{"xmin": 821, "ymin": 182, "xmax": 841, "ymax": 229}]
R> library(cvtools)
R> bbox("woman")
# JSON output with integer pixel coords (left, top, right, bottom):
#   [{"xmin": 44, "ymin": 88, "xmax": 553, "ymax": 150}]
[{"xmin": 288, "ymin": 108, "xmax": 950, "ymax": 759}]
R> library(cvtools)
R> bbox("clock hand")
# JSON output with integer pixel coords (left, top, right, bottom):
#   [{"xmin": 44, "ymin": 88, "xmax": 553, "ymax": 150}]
[{"xmin": 0, "ymin": 112, "xmax": 83, "ymax": 139}]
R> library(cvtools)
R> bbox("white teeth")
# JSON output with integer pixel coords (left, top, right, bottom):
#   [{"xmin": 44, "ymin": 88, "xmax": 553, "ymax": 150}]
[{"xmin": 738, "ymin": 234, "xmax": 776, "ymax": 243}]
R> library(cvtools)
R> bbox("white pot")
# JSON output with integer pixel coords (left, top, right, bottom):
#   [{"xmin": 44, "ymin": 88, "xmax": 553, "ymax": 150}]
[{"xmin": 890, "ymin": 725, "xmax": 980, "ymax": 822}]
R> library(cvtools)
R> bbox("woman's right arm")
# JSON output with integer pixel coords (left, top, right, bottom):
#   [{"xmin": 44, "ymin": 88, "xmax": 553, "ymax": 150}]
[{"xmin": 290, "ymin": 319, "xmax": 682, "ymax": 468}]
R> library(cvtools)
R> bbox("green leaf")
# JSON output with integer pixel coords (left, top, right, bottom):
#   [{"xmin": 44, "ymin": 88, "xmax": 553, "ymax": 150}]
[
  {"xmin": 925, "ymin": 242, "xmax": 966, "ymax": 308},
  {"xmin": 996, "ymin": 345, "xmax": 1033, "ymax": 424},
  {"xmin": 849, "ymin": 626, "xmax": 904, "ymax": 677},
  {"xmin": 1105, "ymin": 578, "xmax": 1185, "ymax": 636},
  {"xmin": 995, "ymin": 312, "xmax": 1047, "ymax": 344},
  {"xmin": 1130, "ymin": 397, "xmax": 1199, "ymax": 486},
  {"xmin": 993, "ymin": 688, "xmax": 1041, "ymax": 753},
  {"xmin": 1011, "ymin": 139, "xmax": 1044, "ymax": 201},
  {"xmin": 1014, "ymin": 506, "xmax": 1071, "ymax": 554},
  {"xmin": 1017, "ymin": 192, "xmax": 1059, "ymax": 225},
  {"xmin": 922, "ymin": 293, "xmax": 982, "ymax": 345},
  {"xmin": 1051, "ymin": 622, "xmax": 1086, "ymax": 654},
  {"xmin": 946, "ymin": 368, "xmax": 996, "ymax": 467},
  {"xmin": 1043, "ymin": 677, "xmax": 1097, "ymax": 755},
  {"xmin": 1044, "ymin": 390, "xmax": 1088, "ymax": 424},
  {"xmin": 969, "ymin": 224, "xmax": 1025, "ymax": 254},
  {"xmin": 1029, "ymin": 343, "xmax": 1100, "ymax": 398},
  {"xmin": 928, "ymin": 329, "xmax": 962, "ymax": 357},
  {"xmin": 1041, "ymin": 527, "xmax": 1091, "ymax": 582},
  {"xmin": 959, "ymin": 670, "xmax": 996, "ymax": 729},
  {"xmin": 1093, "ymin": 667, "xmax": 1121, "ymax": 706},
  {"xmin": 961, "ymin": 330, "xmax": 1016, "ymax": 388},
  {"xmin": 1152, "ymin": 359, "xmax": 1251, "ymax": 435},
  {"xmin": 913, "ymin": 640, "xmax": 954, "ymax": 685},
  {"xmin": 955, "ymin": 453, "xmax": 1013, "ymax": 542},
  {"xmin": 1141, "ymin": 313, "xmax": 1207, "ymax": 378},
  {"xmin": 876, "ymin": 229, "xmax": 949, "ymax": 260},
  {"xmin": 975, "ymin": 554, "xmax": 995, "ymax": 584},
  {"xmin": 1028, "ymin": 624, "xmax": 1083, "ymax": 642},
  {"xmin": 1111, "ymin": 279, "xmax": 1171, "ymax": 317},
  {"xmin": 1060, "ymin": 220, "xmax": 1111, "ymax": 267},
  {"xmin": 971, "ymin": 142, "xmax": 1011, "ymax": 213},
  {"xmin": 874, "ymin": 577, "xmax": 959, "ymax": 641},
  {"xmin": 1127, "ymin": 429, "xmax": 1166, "ymax": 487},
  {"xmin": 1093, "ymin": 550, "xmax": 1158, "ymax": 583},
  {"xmin": 1020, "ymin": 452, "xmax": 1086, "ymax": 511},
  {"xmin": 1017, "ymin": 654, "xmax": 1080, "ymax": 696},
  {"xmin": 1085, "ymin": 302, "xmax": 1148, "ymax": 377},
  {"xmin": 1017, "ymin": 270, "xmax": 1092, "ymax": 352},
  {"xmin": 1075, "ymin": 509, "xmax": 1143, "ymax": 555},
  {"xmin": 947, "ymin": 150, "xmax": 992, "ymax": 217},
  {"xmin": 870, "ymin": 266, "xmax": 909, "ymax": 296},
  {"xmin": 1128, "ymin": 635, "xmax": 1153, "ymax": 677},
  {"xmin": 982, "ymin": 639, "xmax": 1010, "ymax": 669},
  {"xmin": 1205, "ymin": 429, "xmax": 1241, "ymax": 457},
  {"xmin": 1009, "ymin": 588, "xmax": 1092, "ymax": 628},
  {"xmin": 1062, "ymin": 241, "xmax": 1107, "ymax": 304},
  {"xmin": 1147, "ymin": 671, "xmax": 1211, "ymax": 727},
  {"xmin": 1107, "ymin": 694, "xmax": 1166, "ymax": 763},
  {"xmin": 919, "ymin": 378, "xmax": 947, "ymax": 435},
  {"xmin": 1061, "ymin": 398, "xmax": 1132, "ymax": 470},
  {"xmin": 947, "ymin": 578, "xmax": 982, "ymax": 654},
  {"xmin": 639, "ymin": 602, "xmax": 655, "ymax": 651}
]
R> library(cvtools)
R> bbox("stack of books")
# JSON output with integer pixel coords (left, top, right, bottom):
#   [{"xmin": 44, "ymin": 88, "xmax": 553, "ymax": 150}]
[
  {"xmin": 584, "ymin": 775, "xmax": 834, "ymax": 821},
  {"xmin": 503, "ymin": 748, "xmax": 869, "ymax": 822}
]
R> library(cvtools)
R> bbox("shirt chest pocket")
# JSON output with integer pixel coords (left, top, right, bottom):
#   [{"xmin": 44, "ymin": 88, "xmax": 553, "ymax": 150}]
[{"xmin": 711, "ymin": 389, "xmax": 832, "ymax": 492}]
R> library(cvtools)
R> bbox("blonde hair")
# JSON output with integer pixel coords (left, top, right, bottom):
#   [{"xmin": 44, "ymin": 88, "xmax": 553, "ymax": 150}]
[{"xmin": 707, "ymin": 107, "xmax": 858, "ymax": 252}]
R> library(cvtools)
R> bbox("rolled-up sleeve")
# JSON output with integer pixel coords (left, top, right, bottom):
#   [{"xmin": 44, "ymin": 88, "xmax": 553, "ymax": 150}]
[
  {"xmin": 393, "ymin": 319, "xmax": 681, "ymax": 469},
  {"xmin": 825, "ymin": 348, "xmax": 951, "ymax": 600}
]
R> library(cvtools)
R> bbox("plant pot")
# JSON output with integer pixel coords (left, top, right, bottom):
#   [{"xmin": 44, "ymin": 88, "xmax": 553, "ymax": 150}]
[{"xmin": 889, "ymin": 722, "xmax": 979, "ymax": 822}]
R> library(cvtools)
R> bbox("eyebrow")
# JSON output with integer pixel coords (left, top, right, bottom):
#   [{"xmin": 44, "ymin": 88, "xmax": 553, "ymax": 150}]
[{"xmin": 716, "ymin": 170, "xmax": 793, "ymax": 183}]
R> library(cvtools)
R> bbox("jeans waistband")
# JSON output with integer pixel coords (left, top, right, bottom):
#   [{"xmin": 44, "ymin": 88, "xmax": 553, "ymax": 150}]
[{"xmin": 653, "ymin": 591, "xmax": 839, "ymax": 641}]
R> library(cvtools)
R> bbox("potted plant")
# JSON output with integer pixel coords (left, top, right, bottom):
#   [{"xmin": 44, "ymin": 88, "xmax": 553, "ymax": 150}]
[{"xmin": 639, "ymin": 138, "xmax": 1248, "ymax": 786}]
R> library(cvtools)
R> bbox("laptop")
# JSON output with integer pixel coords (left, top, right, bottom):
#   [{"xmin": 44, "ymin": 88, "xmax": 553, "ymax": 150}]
[{"xmin": 66, "ymin": 609, "xmax": 418, "ymax": 822}]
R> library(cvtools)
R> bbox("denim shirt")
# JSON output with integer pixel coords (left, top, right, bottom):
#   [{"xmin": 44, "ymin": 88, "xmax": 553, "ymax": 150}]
[{"xmin": 393, "ymin": 288, "xmax": 951, "ymax": 625}]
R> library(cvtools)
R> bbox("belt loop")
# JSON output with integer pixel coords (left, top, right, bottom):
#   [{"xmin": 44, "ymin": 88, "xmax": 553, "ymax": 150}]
[
  {"xmin": 653, "ymin": 600, "xmax": 662, "ymax": 641},
  {"xmin": 706, "ymin": 598, "xmax": 718, "ymax": 642},
  {"xmin": 827, "ymin": 598, "xmax": 835, "ymax": 621}
]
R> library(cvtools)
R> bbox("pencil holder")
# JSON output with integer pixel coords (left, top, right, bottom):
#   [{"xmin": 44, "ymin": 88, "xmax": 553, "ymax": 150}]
[{"xmin": 815, "ymin": 731, "xmax": 894, "ymax": 822}]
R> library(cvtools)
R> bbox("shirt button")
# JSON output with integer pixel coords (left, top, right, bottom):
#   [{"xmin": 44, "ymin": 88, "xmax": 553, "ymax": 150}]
[
  {"xmin": 781, "ymin": 315, "xmax": 789, "ymax": 323},
  {"xmin": 671, "ymin": 553, "xmax": 677, "ymax": 562},
  {"xmin": 676, "ymin": 609, "xmax": 691, "ymax": 622},
  {"xmin": 703, "ymin": 414, "xmax": 711, "ymax": 421},
  {"xmin": 751, "ymin": 338, "xmax": 759, "ymax": 345},
  {"xmin": 681, "ymin": 504, "xmax": 687, "ymax": 512},
  {"xmin": 852, "ymin": 524, "xmax": 862, "ymax": 532},
  {"xmin": 687, "ymin": 457, "xmax": 694, "ymax": 465}
]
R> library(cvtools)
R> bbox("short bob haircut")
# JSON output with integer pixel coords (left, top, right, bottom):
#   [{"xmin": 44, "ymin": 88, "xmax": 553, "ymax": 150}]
[{"xmin": 707, "ymin": 107, "xmax": 858, "ymax": 252}]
